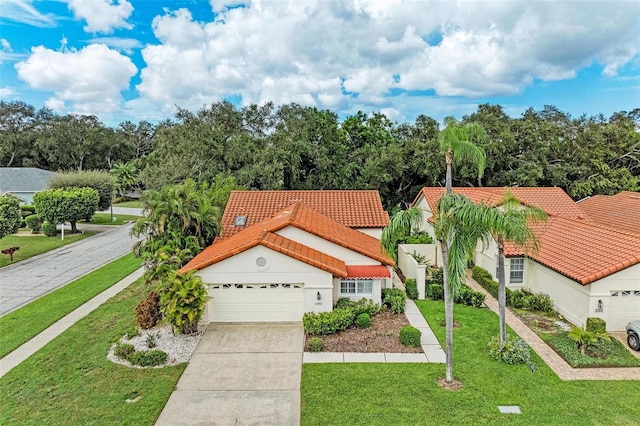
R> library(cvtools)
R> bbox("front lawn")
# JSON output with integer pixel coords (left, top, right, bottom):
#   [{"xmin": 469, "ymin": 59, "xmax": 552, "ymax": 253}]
[
  {"xmin": 87, "ymin": 213, "xmax": 141, "ymax": 225},
  {"xmin": 0, "ymin": 233, "xmax": 93, "ymax": 268},
  {"xmin": 0, "ymin": 253, "xmax": 141, "ymax": 358},
  {"xmin": 0, "ymin": 276, "xmax": 184, "ymax": 425},
  {"xmin": 113, "ymin": 200, "xmax": 144, "ymax": 208},
  {"xmin": 301, "ymin": 301, "xmax": 640, "ymax": 425}
]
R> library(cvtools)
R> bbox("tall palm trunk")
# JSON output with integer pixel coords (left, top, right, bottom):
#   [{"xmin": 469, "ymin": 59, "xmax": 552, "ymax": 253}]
[
  {"xmin": 445, "ymin": 152, "xmax": 453, "ymax": 192},
  {"xmin": 441, "ymin": 240, "xmax": 454, "ymax": 382},
  {"xmin": 497, "ymin": 241, "xmax": 507, "ymax": 343}
]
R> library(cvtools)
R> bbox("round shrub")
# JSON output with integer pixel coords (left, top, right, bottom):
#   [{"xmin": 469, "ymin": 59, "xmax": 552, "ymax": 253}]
[
  {"xmin": 405, "ymin": 278, "xmax": 418, "ymax": 300},
  {"xmin": 399, "ymin": 326, "xmax": 421, "ymax": 347},
  {"xmin": 41, "ymin": 221, "xmax": 57, "ymax": 237},
  {"xmin": 307, "ymin": 337, "xmax": 324, "ymax": 352},
  {"xmin": 487, "ymin": 335, "xmax": 531, "ymax": 365},
  {"xmin": 355, "ymin": 313, "xmax": 371, "ymax": 328},
  {"xmin": 25, "ymin": 214, "xmax": 42, "ymax": 233},
  {"xmin": 384, "ymin": 288, "xmax": 406, "ymax": 313}
]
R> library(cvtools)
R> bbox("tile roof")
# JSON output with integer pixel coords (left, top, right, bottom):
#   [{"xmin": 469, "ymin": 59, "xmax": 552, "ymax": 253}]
[
  {"xmin": 345, "ymin": 265, "xmax": 391, "ymax": 278},
  {"xmin": 414, "ymin": 187, "xmax": 640, "ymax": 285},
  {"xmin": 577, "ymin": 191, "xmax": 640, "ymax": 235},
  {"xmin": 220, "ymin": 190, "xmax": 389, "ymax": 239},
  {"xmin": 181, "ymin": 202, "xmax": 393, "ymax": 275}
]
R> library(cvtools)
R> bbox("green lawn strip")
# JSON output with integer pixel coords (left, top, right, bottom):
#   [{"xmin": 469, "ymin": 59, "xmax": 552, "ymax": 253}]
[
  {"xmin": 301, "ymin": 301, "xmax": 640, "ymax": 425},
  {"xmin": 541, "ymin": 332, "xmax": 640, "ymax": 368},
  {"xmin": 113, "ymin": 200, "xmax": 144, "ymax": 208},
  {"xmin": 87, "ymin": 213, "xmax": 141, "ymax": 225},
  {"xmin": 0, "ymin": 233, "xmax": 94, "ymax": 268},
  {"xmin": 0, "ymin": 253, "xmax": 141, "ymax": 358},
  {"xmin": 0, "ymin": 277, "xmax": 184, "ymax": 425}
]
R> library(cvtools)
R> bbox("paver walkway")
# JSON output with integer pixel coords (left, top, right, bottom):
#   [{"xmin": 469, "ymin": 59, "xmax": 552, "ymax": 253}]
[
  {"xmin": 156, "ymin": 323, "xmax": 303, "ymax": 426},
  {"xmin": 0, "ymin": 267, "xmax": 144, "ymax": 378},
  {"xmin": 303, "ymin": 300, "xmax": 446, "ymax": 363},
  {"xmin": 0, "ymin": 223, "xmax": 139, "ymax": 316},
  {"xmin": 465, "ymin": 272, "xmax": 640, "ymax": 380}
]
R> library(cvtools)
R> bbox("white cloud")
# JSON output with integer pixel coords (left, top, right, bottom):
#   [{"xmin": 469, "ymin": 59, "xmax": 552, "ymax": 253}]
[
  {"xmin": 0, "ymin": 87, "xmax": 17, "ymax": 98},
  {"xmin": 132, "ymin": 0, "xmax": 639, "ymax": 119},
  {"xmin": 67, "ymin": 0, "xmax": 133, "ymax": 34},
  {"xmin": 0, "ymin": 0, "xmax": 56, "ymax": 27},
  {"xmin": 15, "ymin": 44, "xmax": 137, "ymax": 114},
  {"xmin": 87, "ymin": 36, "xmax": 143, "ymax": 53}
]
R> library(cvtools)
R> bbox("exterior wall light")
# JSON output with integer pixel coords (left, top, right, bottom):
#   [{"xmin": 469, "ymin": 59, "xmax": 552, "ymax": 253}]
[
  {"xmin": 596, "ymin": 299, "xmax": 603, "ymax": 312},
  {"xmin": 317, "ymin": 291, "xmax": 321, "ymax": 301}
]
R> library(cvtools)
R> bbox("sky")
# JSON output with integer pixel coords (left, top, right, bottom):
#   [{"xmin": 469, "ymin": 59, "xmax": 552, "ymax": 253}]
[{"xmin": 1, "ymin": 0, "xmax": 639, "ymax": 126}]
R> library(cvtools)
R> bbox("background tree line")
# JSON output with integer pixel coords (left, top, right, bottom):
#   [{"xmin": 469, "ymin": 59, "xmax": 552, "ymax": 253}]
[{"xmin": 1, "ymin": 100, "xmax": 638, "ymax": 208}]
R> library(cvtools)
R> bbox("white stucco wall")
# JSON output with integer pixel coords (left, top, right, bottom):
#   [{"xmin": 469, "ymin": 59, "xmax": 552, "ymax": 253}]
[
  {"xmin": 195, "ymin": 245, "xmax": 335, "ymax": 315},
  {"xmin": 332, "ymin": 277, "xmax": 384, "ymax": 305},
  {"xmin": 586, "ymin": 264, "xmax": 640, "ymax": 330},
  {"xmin": 278, "ymin": 226, "xmax": 379, "ymax": 265},
  {"xmin": 357, "ymin": 227, "xmax": 383, "ymax": 239}
]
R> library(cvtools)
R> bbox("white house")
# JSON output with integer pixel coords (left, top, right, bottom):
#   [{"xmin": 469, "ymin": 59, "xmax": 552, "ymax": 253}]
[
  {"xmin": 180, "ymin": 191, "xmax": 393, "ymax": 323},
  {"xmin": 411, "ymin": 187, "xmax": 640, "ymax": 331}
]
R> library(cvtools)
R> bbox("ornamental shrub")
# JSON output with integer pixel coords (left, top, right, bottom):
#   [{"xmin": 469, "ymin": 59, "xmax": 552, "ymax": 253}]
[
  {"xmin": 127, "ymin": 349, "xmax": 168, "ymax": 367},
  {"xmin": 0, "ymin": 195, "xmax": 21, "ymax": 238},
  {"xmin": 456, "ymin": 286, "xmax": 486, "ymax": 308},
  {"xmin": 404, "ymin": 232, "xmax": 434, "ymax": 244},
  {"xmin": 303, "ymin": 309, "xmax": 356, "ymax": 335},
  {"xmin": 471, "ymin": 266, "xmax": 499, "ymax": 299},
  {"xmin": 135, "ymin": 291, "xmax": 161, "ymax": 329},
  {"xmin": 429, "ymin": 267, "xmax": 444, "ymax": 285},
  {"xmin": 586, "ymin": 317, "xmax": 607, "ymax": 334},
  {"xmin": 383, "ymin": 288, "xmax": 406, "ymax": 313},
  {"xmin": 49, "ymin": 170, "xmax": 115, "ymax": 211},
  {"xmin": 509, "ymin": 289, "xmax": 554, "ymax": 314},
  {"xmin": 355, "ymin": 313, "xmax": 372, "ymax": 328},
  {"xmin": 405, "ymin": 278, "xmax": 418, "ymax": 300},
  {"xmin": 25, "ymin": 214, "xmax": 42, "ymax": 233},
  {"xmin": 41, "ymin": 221, "xmax": 57, "ymax": 237},
  {"xmin": 399, "ymin": 326, "xmax": 421, "ymax": 347},
  {"xmin": 430, "ymin": 284, "xmax": 444, "ymax": 300},
  {"xmin": 487, "ymin": 334, "xmax": 531, "ymax": 365},
  {"xmin": 158, "ymin": 270, "xmax": 208, "ymax": 334},
  {"xmin": 334, "ymin": 297, "xmax": 381, "ymax": 317},
  {"xmin": 307, "ymin": 337, "xmax": 324, "ymax": 352}
]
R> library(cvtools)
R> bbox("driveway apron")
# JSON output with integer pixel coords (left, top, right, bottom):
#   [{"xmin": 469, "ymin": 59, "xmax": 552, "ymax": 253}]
[{"xmin": 156, "ymin": 323, "xmax": 304, "ymax": 426}]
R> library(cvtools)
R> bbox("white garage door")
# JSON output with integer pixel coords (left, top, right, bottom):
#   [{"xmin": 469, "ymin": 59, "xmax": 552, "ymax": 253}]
[
  {"xmin": 608, "ymin": 290, "xmax": 640, "ymax": 330},
  {"xmin": 209, "ymin": 283, "xmax": 304, "ymax": 322}
]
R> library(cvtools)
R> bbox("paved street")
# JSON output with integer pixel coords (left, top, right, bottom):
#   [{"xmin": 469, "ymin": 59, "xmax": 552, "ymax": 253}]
[{"xmin": 0, "ymin": 223, "xmax": 140, "ymax": 316}]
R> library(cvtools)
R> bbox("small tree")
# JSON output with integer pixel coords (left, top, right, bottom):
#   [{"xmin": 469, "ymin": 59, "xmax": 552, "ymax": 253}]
[
  {"xmin": 34, "ymin": 187, "xmax": 99, "ymax": 233},
  {"xmin": 49, "ymin": 170, "xmax": 115, "ymax": 211},
  {"xmin": 158, "ymin": 270, "xmax": 208, "ymax": 334},
  {"xmin": 110, "ymin": 161, "xmax": 140, "ymax": 197},
  {"xmin": 568, "ymin": 327, "xmax": 610, "ymax": 356},
  {"xmin": 0, "ymin": 195, "xmax": 21, "ymax": 239}
]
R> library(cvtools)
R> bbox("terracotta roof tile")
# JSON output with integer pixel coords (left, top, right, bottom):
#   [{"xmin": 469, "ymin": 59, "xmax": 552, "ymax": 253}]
[
  {"xmin": 181, "ymin": 202, "xmax": 393, "ymax": 275},
  {"xmin": 414, "ymin": 187, "xmax": 640, "ymax": 285},
  {"xmin": 577, "ymin": 191, "xmax": 640, "ymax": 235},
  {"xmin": 220, "ymin": 190, "xmax": 389, "ymax": 239},
  {"xmin": 346, "ymin": 265, "xmax": 391, "ymax": 278}
]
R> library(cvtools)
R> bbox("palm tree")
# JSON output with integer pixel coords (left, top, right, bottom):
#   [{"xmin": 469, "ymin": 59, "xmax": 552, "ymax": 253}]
[
  {"xmin": 110, "ymin": 161, "xmax": 139, "ymax": 196},
  {"xmin": 436, "ymin": 118, "xmax": 487, "ymax": 384},
  {"xmin": 380, "ymin": 207, "xmax": 424, "ymax": 262},
  {"xmin": 491, "ymin": 191, "xmax": 547, "ymax": 343}
]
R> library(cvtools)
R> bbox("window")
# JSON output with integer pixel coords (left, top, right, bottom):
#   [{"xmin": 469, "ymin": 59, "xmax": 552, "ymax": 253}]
[
  {"xmin": 509, "ymin": 258, "xmax": 524, "ymax": 284},
  {"xmin": 340, "ymin": 279, "xmax": 373, "ymax": 295}
]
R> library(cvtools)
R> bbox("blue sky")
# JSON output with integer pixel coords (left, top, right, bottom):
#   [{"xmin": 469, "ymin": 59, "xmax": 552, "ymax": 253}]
[{"xmin": 1, "ymin": 0, "xmax": 639, "ymax": 126}]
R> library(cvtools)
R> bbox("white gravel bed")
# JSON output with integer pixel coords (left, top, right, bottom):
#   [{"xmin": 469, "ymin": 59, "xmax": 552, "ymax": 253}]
[{"xmin": 107, "ymin": 324, "xmax": 204, "ymax": 368}]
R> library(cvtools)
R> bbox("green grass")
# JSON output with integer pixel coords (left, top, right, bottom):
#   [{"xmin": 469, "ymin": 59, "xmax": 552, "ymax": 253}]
[
  {"xmin": 0, "ymin": 276, "xmax": 183, "ymax": 425},
  {"xmin": 87, "ymin": 213, "xmax": 141, "ymax": 225},
  {"xmin": 301, "ymin": 301, "xmax": 640, "ymax": 425},
  {"xmin": 113, "ymin": 200, "xmax": 144, "ymax": 208},
  {"xmin": 0, "ymin": 253, "xmax": 141, "ymax": 358},
  {"xmin": 541, "ymin": 332, "xmax": 640, "ymax": 368},
  {"xmin": 0, "ymin": 233, "xmax": 93, "ymax": 268}
]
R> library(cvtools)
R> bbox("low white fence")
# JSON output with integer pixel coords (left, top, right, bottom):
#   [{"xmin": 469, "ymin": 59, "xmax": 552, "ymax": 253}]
[{"xmin": 398, "ymin": 244, "xmax": 438, "ymax": 299}]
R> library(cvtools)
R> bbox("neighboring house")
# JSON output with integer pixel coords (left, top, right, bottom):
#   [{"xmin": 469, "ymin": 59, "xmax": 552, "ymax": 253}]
[
  {"xmin": 0, "ymin": 167, "xmax": 58, "ymax": 205},
  {"xmin": 180, "ymin": 191, "xmax": 393, "ymax": 323},
  {"xmin": 411, "ymin": 187, "xmax": 640, "ymax": 331}
]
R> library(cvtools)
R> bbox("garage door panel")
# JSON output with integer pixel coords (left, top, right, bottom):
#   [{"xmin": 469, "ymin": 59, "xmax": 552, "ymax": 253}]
[
  {"xmin": 608, "ymin": 290, "xmax": 640, "ymax": 331},
  {"xmin": 209, "ymin": 284, "xmax": 304, "ymax": 322}
]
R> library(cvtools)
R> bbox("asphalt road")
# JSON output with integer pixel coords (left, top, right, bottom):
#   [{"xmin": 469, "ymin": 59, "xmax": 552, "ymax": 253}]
[{"xmin": 0, "ymin": 223, "xmax": 141, "ymax": 316}]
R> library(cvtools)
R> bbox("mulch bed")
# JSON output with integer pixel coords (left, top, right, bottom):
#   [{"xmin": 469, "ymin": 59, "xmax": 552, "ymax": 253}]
[{"xmin": 305, "ymin": 309, "xmax": 422, "ymax": 353}]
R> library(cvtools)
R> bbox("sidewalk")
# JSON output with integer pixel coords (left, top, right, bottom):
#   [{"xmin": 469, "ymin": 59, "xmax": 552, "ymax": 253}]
[
  {"xmin": 0, "ymin": 268, "xmax": 144, "ymax": 378},
  {"xmin": 465, "ymin": 272, "xmax": 640, "ymax": 381},
  {"xmin": 303, "ymin": 300, "xmax": 445, "ymax": 364}
]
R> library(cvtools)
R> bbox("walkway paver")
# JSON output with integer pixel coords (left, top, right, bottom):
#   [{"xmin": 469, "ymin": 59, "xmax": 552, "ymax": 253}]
[
  {"xmin": 465, "ymin": 272, "xmax": 640, "ymax": 380},
  {"xmin": 302, "ymin": 299, "xmax": 445, "ymax": 364},
  {"xmin": 0, "ymin": 267, "xmax": 144, "ymax": 378},
  {"xmin": 156, "ymin": 323, "xmax": 304, "ymax": 426},
  {"xmin": 0, "ymin": 223, "xmax": 140, "ymax": 316}
]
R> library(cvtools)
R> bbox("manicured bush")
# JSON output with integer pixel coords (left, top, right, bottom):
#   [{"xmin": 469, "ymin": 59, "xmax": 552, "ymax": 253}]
[
  {"xmin": 429, "ymin": 267, "xmax": 444, "ymax": 285},
  {"xmin": 25, "ymin": 214, "xmax": 42, "ymax": 233},
  {"xmin": 586, "ymin": 317, "xmax": 607, "ymax": 334},
  {"xmin": 334, "ymin": 297, "xmax": 352, "ymax": 310},
  {"xmin": 403, "ymin": 232, "xmax": 434, "ymax": 244},
  {"xmin": 135, "ymin": 291, "xmax": 161, "ymax": 329},
  {"xmin": 509, "ymin": 289, "xmax": 554, "ymax": 314},
  {"xmin": 307, "ymin": 337, "xmax": 324, "ymax": 352},
  {"xmin": 430, "ymin": 284, "xmax": 444, "ymax": 300},
  {"xmin": 405, "ymin": 278, "xmax": 418, "ymax": 300},
  {"xmin": 487, "ymin": 334, "xmax": 531, "ymax": 365},
  {"xmin": 383, "ymin": 288, "xmax": 406, "ymax": 313},
  {"xmin": 0, "ymin": 195, "xmax": 21, "ymax": 238},
  {"xmin": 303, "ymin": 309, "xmax": 356, "ymax": 335},
  {"xmin": 127, "ymin": 349, "xmax": 168, "ymax": 367},
  {"xmin": 334, "ymin": 297, "xmax": 381, "ymax": 317},
  {"xmin": 355, "ymin": 313, "xmax": 372, "ymax": 328},
  {"xmin": 472, "ymin": 266, "xmax": 499, "ymax": 299},
  {"xmin": 399, "ymin": 326, "xmax": 421, "ymax": 347},
  {"xmin": 41, "ymin": 221, "xmax": 57, "ymax": 237},
  {"xmin": 49, "ymin": 170, "xmax": 115, "ymax": 211},
  {"xmin": 456, "ymin": 286, "xmax": 486, "ymax": 308}
]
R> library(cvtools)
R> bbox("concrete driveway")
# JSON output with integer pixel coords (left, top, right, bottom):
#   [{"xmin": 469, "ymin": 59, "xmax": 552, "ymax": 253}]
[{"xmin": 156, "ymin": 323, "xmax": 304, "ymax": 426}]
